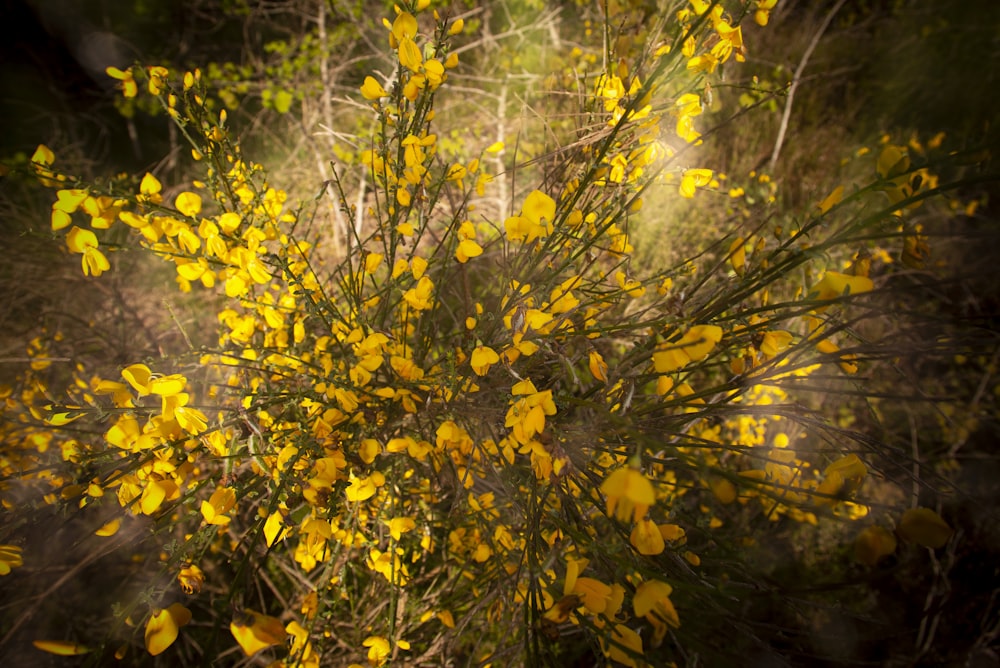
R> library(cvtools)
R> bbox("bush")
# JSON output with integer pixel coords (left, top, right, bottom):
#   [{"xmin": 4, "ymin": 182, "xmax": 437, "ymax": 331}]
[{"xmin": 1, "ymin": 1, "xmax": 996, "ymax": 666}]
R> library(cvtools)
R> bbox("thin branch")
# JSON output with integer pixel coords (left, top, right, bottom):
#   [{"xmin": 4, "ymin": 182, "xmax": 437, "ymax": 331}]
[{"xmin": 768, "ymin": 0, "xmax": 848, "ymax": 171}]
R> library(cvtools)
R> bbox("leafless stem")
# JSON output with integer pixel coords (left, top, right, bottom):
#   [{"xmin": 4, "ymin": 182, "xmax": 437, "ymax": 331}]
[{"xmin": 768, "ymin": 0, "xmax": 848, "ymax": 171}]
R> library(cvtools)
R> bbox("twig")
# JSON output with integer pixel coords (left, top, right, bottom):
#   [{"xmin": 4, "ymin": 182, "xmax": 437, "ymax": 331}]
[
  {"xmin": 950, "ymin": 345, "xmax": 1000, "ymax": 457},
  {"xmin": 0, "ymin": 531, "xmax": 135, "ymax": 651},
  {"xmin": 164, "ymin": 299, "xmax": 194, "ymax": 351},
  {"xmin": 768, "ymin": 0, "xmax": 848, "ymax": 171},
  {"xmin": 908, "ymin": 409, "xmax": 921, "ymax": 509}
]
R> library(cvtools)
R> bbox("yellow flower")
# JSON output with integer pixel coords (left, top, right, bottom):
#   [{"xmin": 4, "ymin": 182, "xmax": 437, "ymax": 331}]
[
  {"xmin": 504, "ymin": 380, "xmax": 557, "ymax": 445},
  {"xmin": 571, "ymin": 577, "xmax": 614, "ymax": 614},
  {"xmin": 82, "ymin": 194, "xmax": 119, "ymax": 229},
  {"xmin": 32, "ymin": 640, "xmax": 92, "ymax": 656},
  {"xmin": 470, "ymin": 345, "xmax": 500, "ymax": 376},
  {"xmin": 285, "ymin": 620, "xmax": 317, "ymax": 666},
  {"xmin": 398, "ymin": 35, "xmax": 423, "ymax": 72},
  {"xmin": 121, "ymin": 363, "xmax": 153, "ymax": 395},
  {"xmin": 600, "ymin": 466, "xmax": 655, "ymax": 523},
  {"xmin": 877, "ymin": 144, "xmax": 910, "ymax": 179},
  {"xmin": 588, "ymin": 350, "xmax": 609, "ymax": 383},
  {"xmin": 676, "ymin": 114, "xmax": 701, "ymax": 143},
  {"xmin": 711, "ymin": 21, "xmax": 744, "ymax": 63},
  {"xmin": 728, "ymin": 237, "xmax": 746, "ymax": 275},
  {"xmin": 816, "ymin": 454, "xmax": 867, "ymax": 503},
  {"xmin": 264, "ymin": 511, "xmax": 288, "ymax": 547},
  {"xmin": 455, "ymin": 238, "xmax": 483, "ymax": 263},
  {"xmin": 402, "ymin": 275, "xmax": 434, "ymax": 311},
  {"xmin": 396, "ymin": 186, "xmax": 411, "ymax": 206},
  {"xmin": 423, "ymin": 58, "xmax": 446, "ymax": 88},
  {"xmin": 385, "ymin": 516, "xmax": 416, "ymax": 541},
  {"xmin": 759, "ymin": 330, "xmax": 793, "ymax": 358},
  {"xmin": 145, "ymin": 603, "xmax": 191, "ymax": 656},
  {"xmin": 51, "ymin": 189, "xmax": 88, "ymax": 230},
  {"xmin": 660, "ymin": 523, "xmax": 686, "ymax": 542},
  {"xmin": 95, "ymin": 518, "xmax": 121, "ymax": 536},
  {"xmin": 615, "ymin": 271, "xmax": 645, "ymax": 297},
  {"xmin": 146, "ymin": 65, "xmax": 168, "ymax": 95},
  {"xmin": 140, "ymin": 478, "xmax": 180, "ymax": 515},
  {"xmin": 854, "ymin": 526, "xmax": 897, "ymax": 566},
  {"xmin": 755, "ymin": 0, "xmax": 777, "ymax": 25},
  {"xmin": 652, "ymin": 324, "xmax": 723, "ymax": 373},
  {"xmin": 687, "ymin": 52, "xmax": 719, "ymax": 74},
  {"xmin": 390, "ymin": 12, "xmax": 418, "ymax": 43},
  {"xmin": 301, "ymin": 591, "xmax": 319, "ymax": 619},
  {"xmin": 601, "ymin": 623, "xmax": 644, "ymax": 667},
  {"xmin": 149, "ymin": 373, "xmax": 186, "ymax": 396},
  {"xmin": 106, "ymin": 66, "xmax": 137, "ymax": 98},
  {"xmin": 674, "ymin": 92, "xmax": 702, "ymax": 121},
  {"xmin": 175, "ymin": 191, "xmax": 202, "ymax": 217},
  {"xmin": 363, "ymin": 635, "xmax": 391, "ymax": 666},
  {"xmin": 679, "ymin": 168, "xmax": 714, "ymax": 198},
  {"xmin": 630, "ymin": 519, "xmax": 665, "ymax": 555},
  {"xmin": 596, "ymin": 73, "xmax": 625, "ymax": 112},
  {"xmin": 503, "ymin": 215, "xmax": 533, "ymax": 243},
  {"xmin": 897, "ymin": 507, "xmax": 953, "ymax": 549},
  {"xmin": 31, "ymin": 144, "xmax": 61, "ymax": 185},
  {"xmin": 634, "ymin": 579, "xmax": 680, "ymax": 646},
  {"xmin": 138, "ymin": 172, "xmax": 163, "ymax": 203},
  {"xmin": 0, "ymin": 544, "xmax": 23, "ymax": 575},
  {"xmin": 817, "ymin": 185, "xmax": 845, "ymax": 213},
  {"xmin": 31, "ymin": 143, "xmax": 55, "ymax": 166},
  {"xmin": 346, "ymin": 473, "xmax": 383, "ymax": 502},
  {"xmin": 154, "ymin": 388, "xmax": 207, "ymax": 434},
  {"xmin": 815, "ymin": 338, "xmax": 858, "ymax": 374},
  {"xmin": 230, "ymin": 609, "xmax": 288, "ymax": 656},
  {"xmin": 360, "ymin": 76, "xmax": 388, "ymax": 100},
  {"xmin": 809, "ymin": 271, "xmax": 874, "ymax": 303},
  {"xmin": 367, "ymin": 547, "xmax": 410, "ymax": 585},
  {"xmin": 200, "ymin": 487, "xmax": 236, "ymax": 525},
  {"xmin": 65, "ymin": 226, "xmax": 110, "ymax": 277},
  {"xmin": 411, "ymin": 255, "xmax": 428, "ymax": 278},
  {"xmin": 522, "ymin": 189, "xmax": 556, "ymax": 226},
  {"xmin": 709, "ymin": 476, "xmax": 737, "ymax": 504},
  {"xmin": 561, "ymin": 557, "xmax": 612, "ymax": 615},
  {"xmin": 364, "ymin": 252, "xmax": 384, "ymax": 274},
  {"xmin": 178, "ymin": 564, "xmax": 205, "ymax": 594},
  {"xmin": 450, "ymin": 219, "xmax": 482, "ymax": 259}
]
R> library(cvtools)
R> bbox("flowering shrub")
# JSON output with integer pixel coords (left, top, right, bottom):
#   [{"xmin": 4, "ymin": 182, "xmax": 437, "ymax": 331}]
[{"xmin": 0, "ymin": 1, "xmax": 989, "ymax": 665}]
